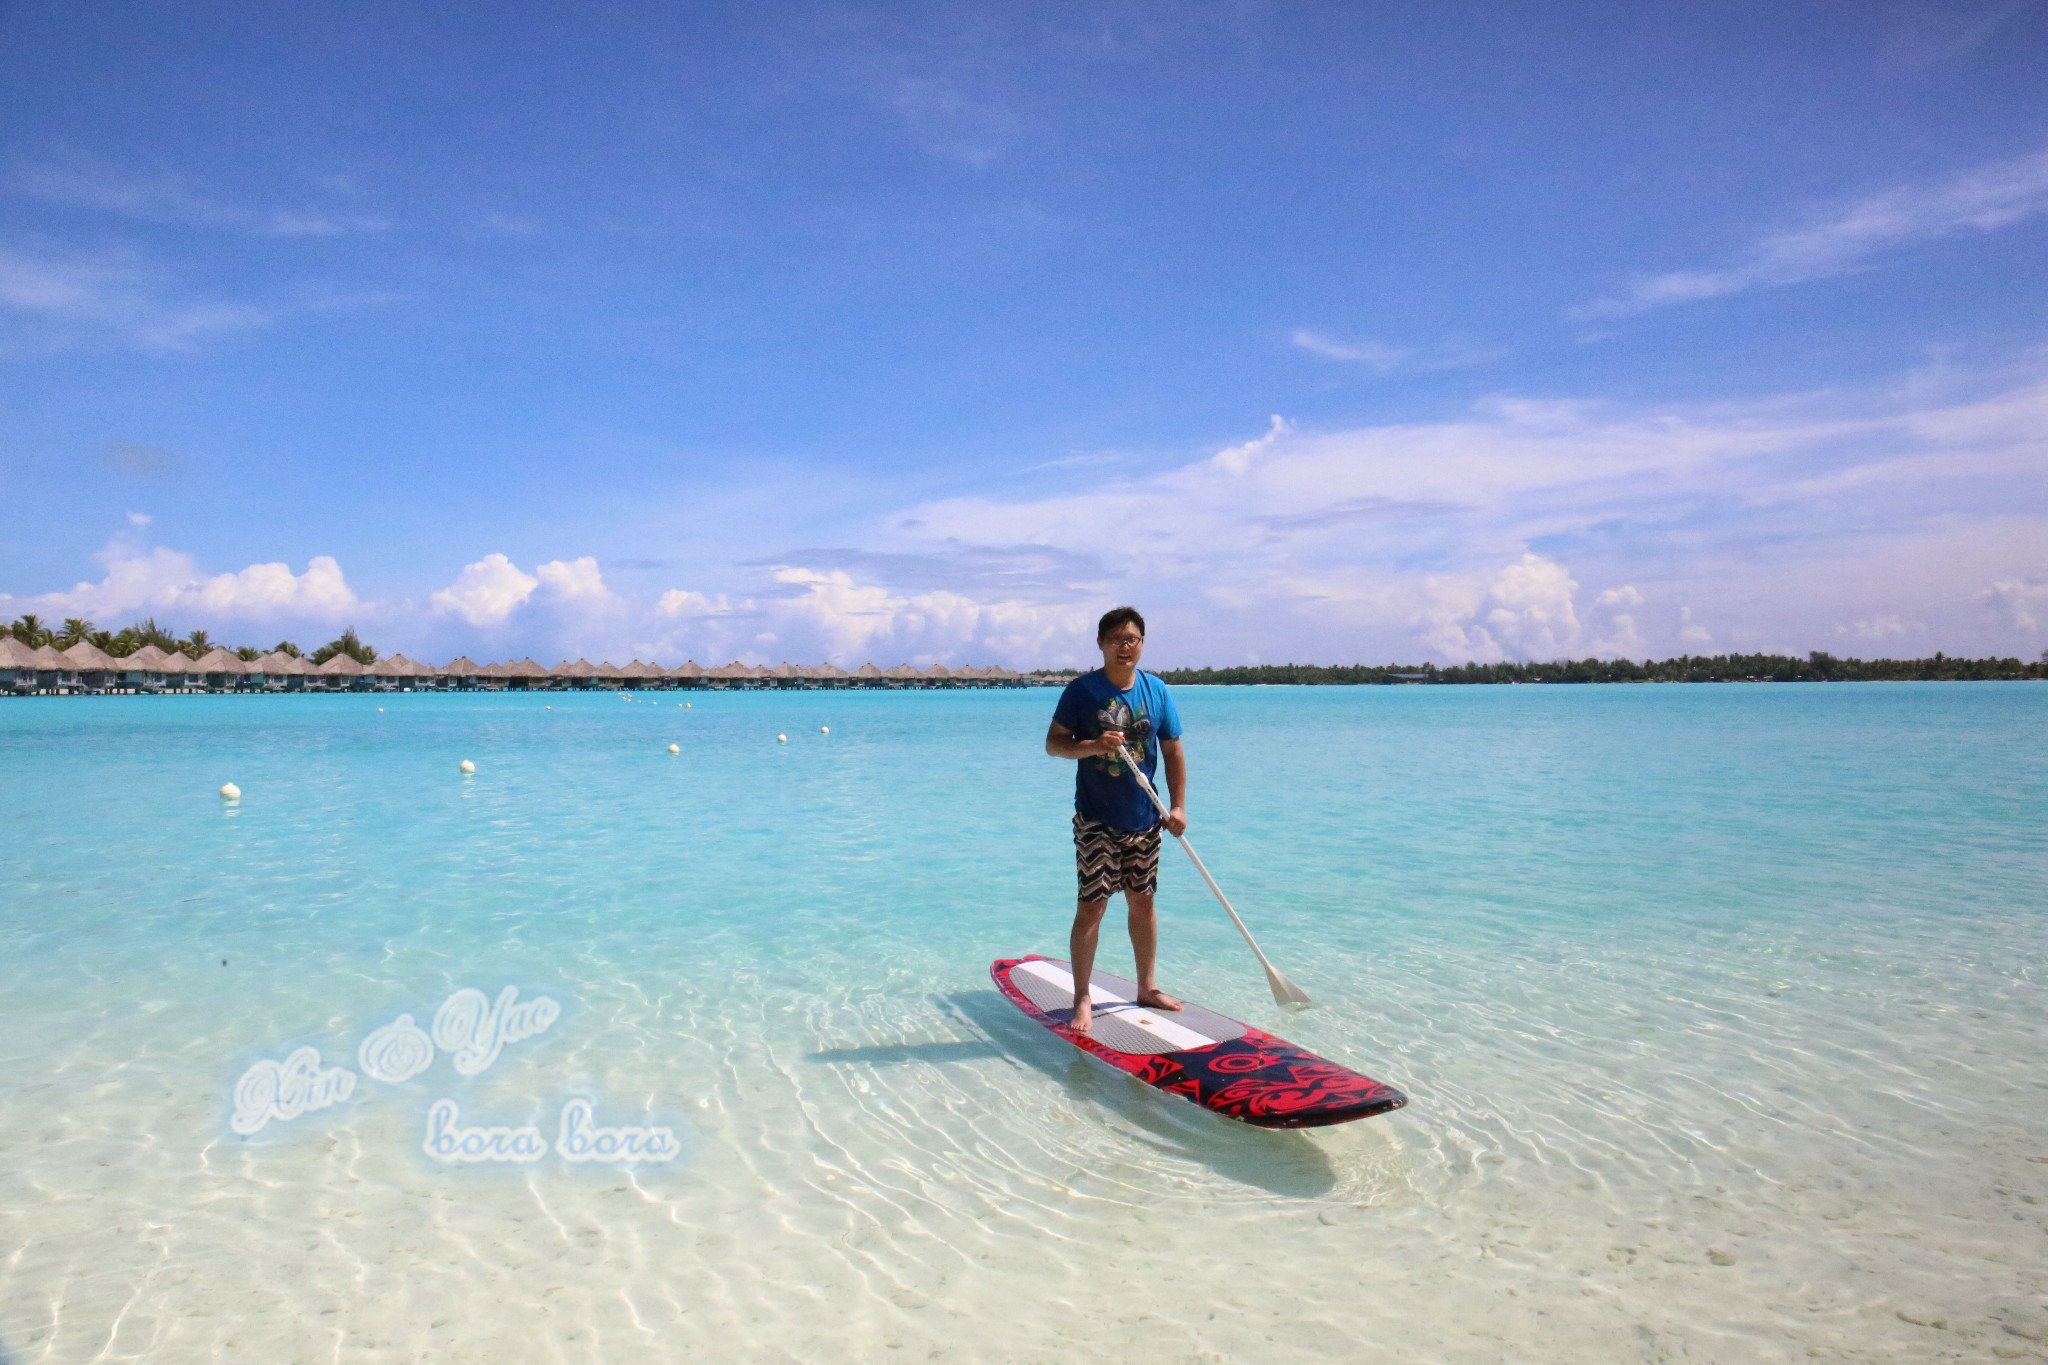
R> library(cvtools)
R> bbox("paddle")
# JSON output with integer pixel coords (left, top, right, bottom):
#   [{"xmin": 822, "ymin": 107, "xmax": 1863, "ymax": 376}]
[{"xmin": 1116, "ymin": 742, "xmax": 1312, "ymax": 1008}]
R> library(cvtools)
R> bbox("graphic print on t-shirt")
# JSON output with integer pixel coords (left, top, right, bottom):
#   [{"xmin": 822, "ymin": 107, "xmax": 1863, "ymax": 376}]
[{"xmin": 1094, "ymin": 695, "xmax": 1153, "ymax": 778}]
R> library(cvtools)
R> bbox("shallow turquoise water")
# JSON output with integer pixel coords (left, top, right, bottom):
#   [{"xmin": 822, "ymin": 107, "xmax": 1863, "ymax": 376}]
[{"xmin": 1, "ymin": 684, "xmax": 2044, "ymax": 1362}]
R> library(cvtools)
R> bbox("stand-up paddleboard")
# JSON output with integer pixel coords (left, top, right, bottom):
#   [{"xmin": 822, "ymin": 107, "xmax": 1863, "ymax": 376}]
[{"xmin": 992, "ymin": 956, "xmax": 1405, "ymax": 1128}]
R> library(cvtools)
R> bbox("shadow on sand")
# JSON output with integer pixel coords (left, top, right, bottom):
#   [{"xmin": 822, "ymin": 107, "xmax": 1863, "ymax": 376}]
[{"xmin": 807, "ymin": 989, "xmax": 1340, "ymax": 1199}]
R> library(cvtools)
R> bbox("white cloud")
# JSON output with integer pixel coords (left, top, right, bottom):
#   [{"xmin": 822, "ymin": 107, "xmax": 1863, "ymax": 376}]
[
  {"xmin": 1291, "ymin": 330, "xmax": 1501, "ymax": 374},
  {"xmin": 885, "ymin": 368, "xmax": 2048, "ymax": 660},
  {"xmin": 1211, "ymin": 415, "xmax": 1293, "ymax": 476},
  {"xmin": 11, "ymin": 536, "xmax": 358, "ymax": 623},
  {"xmin": 1422, "ymin": 554, "xmax": 1584, "ymax": 661},
  {"xmin": 1984, "ymin": 578, "xmax": 2048, "ymax": 633},
  {"xmin": 126, "ymin": 511, "xmax": 151, "ymax": 528},
  {"xmin": 1584, "ymin": 144, "xmax": 2048, "ymax": 317},
  {"xmin": 0, "ymin": 244, "xmax": 272, "ymax": 351},
  {"xmin": 761, "ymin": 567, "xmax": 1085, "ymax": 664},
  {"xmin": 1291, "ymin": 331, "xmax": 1408, "ymax": 370},
  {"xmin": 1844, "ymin": 613, "xmax": 1911, "ymax": 642},
  {"xmin": 1677, "ymin": 607, "xmax": 1712, "ymax": 647},
  {"xmin": 656, "ymin": 589, "xmax": 736, "ymax": 617},
  {"xmin": 431, "ymin": 553, "xmax": 538, "ymax": 626},
  {"xmin": 534, "ymin": 556, "xmax": 613, "ymax": 603},
  {"xmin": 6, "ymin": 158, "xmax": 392, "ymax": 236}
]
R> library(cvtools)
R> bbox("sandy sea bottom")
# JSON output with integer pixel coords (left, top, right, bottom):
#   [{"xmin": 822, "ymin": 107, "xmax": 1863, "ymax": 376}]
[{"xmin": 0, "ymin": 684, "xmax": 2043, "ymax": 1362}]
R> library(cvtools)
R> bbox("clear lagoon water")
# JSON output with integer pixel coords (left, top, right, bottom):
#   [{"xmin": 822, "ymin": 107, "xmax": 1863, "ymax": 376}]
[{"xmin": 1, "ymin": 683, "xmax": 2043, "ymax": 1362}]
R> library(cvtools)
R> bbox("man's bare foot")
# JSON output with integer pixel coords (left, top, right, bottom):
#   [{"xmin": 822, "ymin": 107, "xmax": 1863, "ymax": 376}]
[
  {"xmin": 1071, "ymin": 996, "xmax": 1093, "ymax": 1033},
  {"xmin": 1136, "ymin": 988, "xmax": 1183, "ymax": 1011}
]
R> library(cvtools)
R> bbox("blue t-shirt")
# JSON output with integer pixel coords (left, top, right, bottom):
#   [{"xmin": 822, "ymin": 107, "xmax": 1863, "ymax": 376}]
[{"xmin": 1052, "ymin": 668, "xmax": 1184, "ymax": 832}]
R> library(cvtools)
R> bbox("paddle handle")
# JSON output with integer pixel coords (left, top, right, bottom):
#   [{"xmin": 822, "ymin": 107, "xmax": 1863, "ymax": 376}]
[{"xmin": 1116, "ymin": 743, "xmax": 1311, "ymax": 1007}]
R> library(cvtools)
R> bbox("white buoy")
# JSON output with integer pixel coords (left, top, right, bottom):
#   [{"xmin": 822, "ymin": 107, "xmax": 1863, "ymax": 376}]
[
  {"xmin": 777, "ymin": 733, "xmax": 788, "ymax": 743},
  {"xmin": 685, "ymin": 702, "xmax": 692, "ymax": 709},
  {"xmin": 459, "ymin": 759, "xmax": 476, "ymax": 774},
  {"xmin": 667, "ymin": 743, "xmax": 680, "ymax": 754},
  {"xmin": 377, "ymin": 707, "xmax": 385, "ymax": 713},
  {"xmin": 545, "ymin": 705, "xmax": 552, "ymax": 711},
  {"xmin": 820, "ymin": 725, "xmax": 830, "ymax": 734},
  {"xmin": 219, "ymin": 782, "xmax": 241, "ymax": 801}
]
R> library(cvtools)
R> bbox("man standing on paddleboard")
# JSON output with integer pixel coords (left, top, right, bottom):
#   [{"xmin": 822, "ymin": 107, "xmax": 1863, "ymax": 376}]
[{"xmin": 1044, "ymin": 606, "xmax": 1187, "ymax": 1033}]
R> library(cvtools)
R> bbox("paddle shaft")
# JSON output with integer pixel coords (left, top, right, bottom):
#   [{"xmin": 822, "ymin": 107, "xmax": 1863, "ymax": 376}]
[{"xmin": 1115, "ymin": 743, "xmax": 1311, "ymax": 1007}]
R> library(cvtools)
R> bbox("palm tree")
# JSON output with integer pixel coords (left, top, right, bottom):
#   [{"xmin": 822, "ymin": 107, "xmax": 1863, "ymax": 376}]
[
  {"xmin": 235, "ymin": 646, "xmax": 261, "ymax": 662},
  {"xmin": 8, "ymin": 614, "xmax": 52, "ymax": 647},
  {"xmin": 272, "ymin": 640, "xmax": 303, "ymax": 658},
  {"xmin": 128, "ymin": 617, "xmax": 177, "ymax": 651},
  {"xmin": 182, "ymin": 629, "xmax": 211, "ymax": 660},
  {"xmin": 57, "ymin": 618, "xmax": 97, "ymax": 648},
  {"xmin": 311, "ymin": 626, "xmax": 376, "ymax": 666}
]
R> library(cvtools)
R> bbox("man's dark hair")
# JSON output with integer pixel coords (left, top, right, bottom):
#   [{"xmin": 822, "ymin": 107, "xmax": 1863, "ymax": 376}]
[{"xmin": 1097, "ymin": 606, "xmax": 1146, "ymax": 641}]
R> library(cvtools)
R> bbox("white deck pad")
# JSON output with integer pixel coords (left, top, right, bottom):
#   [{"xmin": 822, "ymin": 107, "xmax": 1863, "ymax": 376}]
[{"xmin": 1007, "ymin": 958, "xmax": 1247, "ymax": 1056}]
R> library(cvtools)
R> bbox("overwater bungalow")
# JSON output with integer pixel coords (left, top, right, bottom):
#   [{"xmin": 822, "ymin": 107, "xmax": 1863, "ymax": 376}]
[
  {"xmin": 190, "ymin": 647, "xmax": 250, "ymax": 691},
  {"xmin": 250, "ymin": 651, "xmax": 312, "ymax": 691},
  {"xmin": 2, "ymin": 641, "xmax": 1039, "ymax": 697},
  {"xmin": 314, "ymin": 654, "xmax": 364, "ymax": 690},
  {"xmin": 0, "ymin": 637, "xmax": 39, "ymax": 693}
]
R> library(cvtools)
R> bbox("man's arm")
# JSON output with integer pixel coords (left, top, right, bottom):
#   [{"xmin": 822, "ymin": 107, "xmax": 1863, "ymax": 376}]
[
  {"xmin": 1160, "ymin": 736, "xmax": 1187, "ymax": 836},
  {"xmin": 1046, "ymin": 721, "xmax": 1123, "ymax": 760}
]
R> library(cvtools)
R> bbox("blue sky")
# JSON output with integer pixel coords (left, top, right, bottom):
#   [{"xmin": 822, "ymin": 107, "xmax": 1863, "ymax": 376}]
[{"xmin": 2, "ymin": 0, "xmax": 2045, "ymax": 667}]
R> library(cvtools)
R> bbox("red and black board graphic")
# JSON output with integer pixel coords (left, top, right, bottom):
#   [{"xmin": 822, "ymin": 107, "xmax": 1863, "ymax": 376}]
[{"xmin": 991, "ymin": 956, "xmax": 1406, "ymax": 1128}]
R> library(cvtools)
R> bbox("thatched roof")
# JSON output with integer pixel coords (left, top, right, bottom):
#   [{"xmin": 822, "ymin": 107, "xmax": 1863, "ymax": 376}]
[
  {"xmin": 125, "ymin": 644, "xmax": 190, "ymax": 673},
  {"xmin": 884, "ymin": 663, "xmax": 920, "ymax": 680},
  {"xmin": 251, "ymin": 651, "xmax": 311, "ymax": 674},
  {"xmin": 191, "ymin": 647, "xmax": 248, "ymax": 674},
  {"xmin": 856, "ymin": 662, "xmax": 882, "ymax": 678},
  {"xmin": 621, "ymin": 659, "xmax": 663, "ymax": 679},
  {"xmin": 59, "ymin": 641, "xmax": 118, "ymax": 669},
  {"xmin": 922, "ymin": 664, "xmax": 951, "ymax": 679},
  {"xmin": 665, "ymin": 660, "xmax": 703, "ymax": 679},
  {"xmin": 555, "ymin": 658, "xmax": 597, "ymax": 678},
  {"xmin": 317, "ymin": 653, "xmax": 365, "ymax": 675},
  {"xmin": 440, "ymin": 656, "xmax": 482, "ymax": 676},
  {"xmin": 0, "ymin": 637, "xmax": 41, "ymax": 668}
]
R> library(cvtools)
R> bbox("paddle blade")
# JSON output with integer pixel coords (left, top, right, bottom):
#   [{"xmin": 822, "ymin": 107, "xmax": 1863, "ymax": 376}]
[{"xmin": 1265, "ymin": 966, "xmax": 1313, "ymax": 1009}]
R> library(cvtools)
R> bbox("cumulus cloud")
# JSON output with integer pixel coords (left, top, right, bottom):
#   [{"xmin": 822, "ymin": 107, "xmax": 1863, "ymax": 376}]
[
  {"xmin": 534, "ymin": 556, "xmax": 613, "ymax": 603},
  {"xmin": 1422, "ymin": 554, "xmax": 1584, "ymax": 661},
  {"xmin": 656, "ymin": 588, "xmax": 736, "ymax": 617},
  {"xmin": 431, "ymin": 553, "xmax": 538, "ymax": 626},
  {"xmin": 5, "ymin": 536, "xmax": 357, "ymax": 622},
  {"xmin": 884, "ymin": 367, "xmax": 2048, "ymax": 660},
  {"xmin": 1583, "ymin": 143, "xmax": 2048, "ymax": 318},
  {"xmin": 1984, "ymin": 578, "xmax": 2048, "ymax": 633}
]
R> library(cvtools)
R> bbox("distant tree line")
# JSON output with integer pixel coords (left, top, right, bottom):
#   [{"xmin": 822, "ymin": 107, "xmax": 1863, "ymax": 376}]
[
  {"xmin": 1147, "ymin": 651, "xmax": 2048, "ymax": 685},
  {"xmin": 3, "ymin": 615, "xmax": 377, "ymax": 665}
]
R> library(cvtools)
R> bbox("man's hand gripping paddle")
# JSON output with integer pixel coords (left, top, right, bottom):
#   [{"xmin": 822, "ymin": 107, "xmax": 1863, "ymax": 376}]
[{"xmin": 1116, "ymin": 742, "xmax": 1312, "ymax": 1009}]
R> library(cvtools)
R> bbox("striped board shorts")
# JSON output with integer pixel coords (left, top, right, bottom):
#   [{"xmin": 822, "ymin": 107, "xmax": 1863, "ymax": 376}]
[{"xmin": 1073, "ymin": 814, "xmax": 1161, "ymax": 902}]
